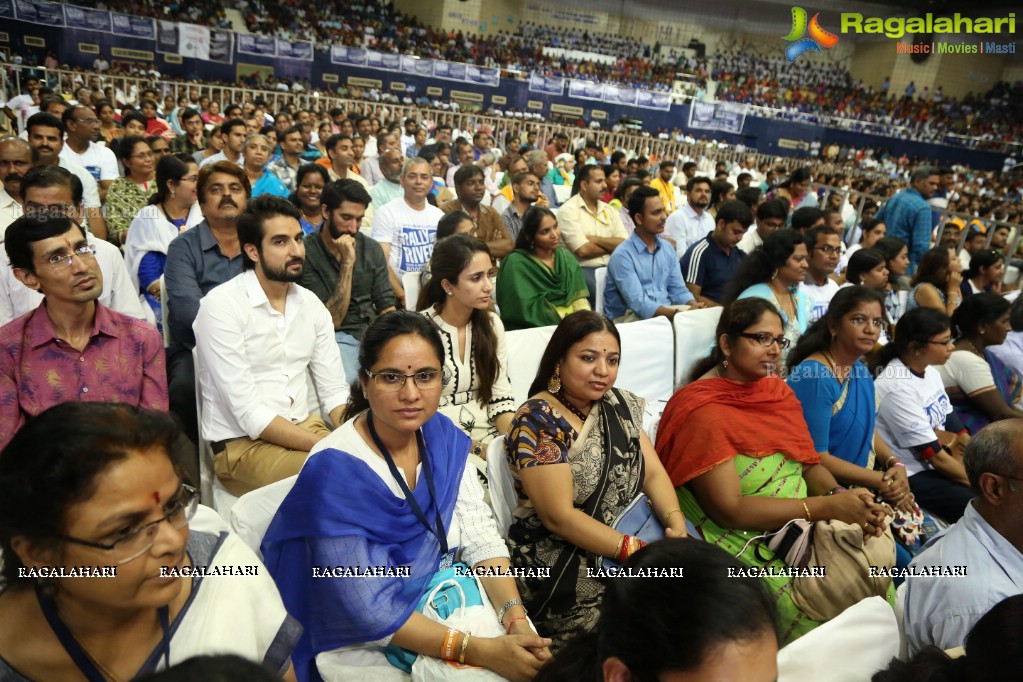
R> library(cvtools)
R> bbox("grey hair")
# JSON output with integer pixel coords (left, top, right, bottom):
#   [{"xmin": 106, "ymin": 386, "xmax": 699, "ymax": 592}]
[
  {"xmin": 964, "ymin": 423, "xmax": 1021, "ymax": 495},
  {"xmin": 910, "ymin": 166, "xmax": 939, "ymax": 182},
  {"xmin": 524, "ymin": 149, "xmax": 549, "ymax": 169},
  {"xmin": 401, "ymin": 156, "xmax": 431, "ymax": 178},
  {"xmin": 242, "ymin": 134, "xmax": 270, "ymax": 153}
]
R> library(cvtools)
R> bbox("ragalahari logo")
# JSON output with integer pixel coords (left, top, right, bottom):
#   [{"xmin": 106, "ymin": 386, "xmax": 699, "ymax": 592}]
[{"xmin": 783, "ymin": 7, "xmax": 839, "ymax": 62}]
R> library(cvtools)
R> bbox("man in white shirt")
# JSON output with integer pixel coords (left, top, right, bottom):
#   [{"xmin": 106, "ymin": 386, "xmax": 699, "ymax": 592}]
[
  {"xmin": 193, "ymin": 194, "xmax": 348, "ymax": 496},
  {"xmin": 371, "ymin": 158, "xmax": 444, "ymax": 306},
  {"xmin": 0, "ymin": 137, "xmax": 31, "ymax": 239},
  {"xmin": 199, "ymin": 119, "xmax": 246, "ymax": 169},
  {"xmin": 802, "ymin": 226, "xmax": 842, "ymax": 322},
  {"xmin": 25, "ymin": 112, "xmax": 107, "ymax": 241},
  {"xmin": 59, "ymin": 105, "xmax": 118, "ymax": 203},
  {"xmin": 738, "ymin": 199, "xmax": 788, "ymax": 255},
  {"xmin": 665, "ymin": 176, "xmax": 714, "ymax": 259},
  {"xmin": 0, "ymin": 165, "xmax": 144, "ymax": 325}
]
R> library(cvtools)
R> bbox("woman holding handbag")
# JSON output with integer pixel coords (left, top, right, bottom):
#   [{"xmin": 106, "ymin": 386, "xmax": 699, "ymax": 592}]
[
  {"xmin": 505, "ymin": 311, "xmax": 687, "ymax": 648},
  {"xmin": 262, "ymin": 311, "xmax": 551, "ymax": 682},
  {"xmin": 655, "ymin": 298, "xmax": 889, "ymax": 644}
]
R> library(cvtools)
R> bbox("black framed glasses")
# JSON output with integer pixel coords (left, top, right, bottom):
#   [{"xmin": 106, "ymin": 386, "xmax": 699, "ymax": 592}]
[
  {"xmin": 739, "ymin": 332, "xmax": 791, "ymax": 349},
  {"xmin": 56, "ymin": 485, "xmax": 199, "ymax": 564},
  {"xmin": 364, "ymin": 368, "xmax": 444, "ymax": 392},
  {"xmin": 927, "ymin": 337, "xmax": 954, "ymax": 346}
]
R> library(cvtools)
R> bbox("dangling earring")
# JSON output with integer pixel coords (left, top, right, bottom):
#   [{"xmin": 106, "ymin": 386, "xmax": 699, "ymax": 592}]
[
  {"xmin": 548, "ymin": 365, "xmax": 562, "ymax": 393},
  {"xmin": 722, "ymin": 358, "xmax": 729, "ymax": 369},
  {"xmin": 170, "ymin": 190, "xmax": 176, "ymax": 199}
]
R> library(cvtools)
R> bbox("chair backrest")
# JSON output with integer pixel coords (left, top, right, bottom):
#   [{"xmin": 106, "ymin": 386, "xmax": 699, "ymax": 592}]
[
  {"xmin": 191, "ymin": 347, "xmax": 240, "ymax": 517},
  {"xmin": 485, "ymin": 438, "xmax": 517, "ymax": 540},
  {"xmin": 616, "ymin": 317, "xmax": 675, "ymax": 403},
  {"xmin": 505, "ymin": 324, "xmax": 557, "ymax": 406},
  {"xmin": 894, "ymin": 582, "xmax": 909, "ymax": 661},
  {"xmin": 594, "ymin": 266, "xmax": 608, "ymax": 317},
  {"xmin": 553, "ymin": 184, "xmax": 572, "ymax": 204},
  {"xmin": 673, "ymin": 307, "xmax": 724, "ymax": 389},
  {"xmin": 160, "ymin": 274, "xmax": 171, "ymax": 347},
  {"xmin": 229, "ymin": 475, "xmax": 299, "ymax": 556},
  {"xmin": 402, "ymin": 271, "xmax": 423, "ymax": 310}
]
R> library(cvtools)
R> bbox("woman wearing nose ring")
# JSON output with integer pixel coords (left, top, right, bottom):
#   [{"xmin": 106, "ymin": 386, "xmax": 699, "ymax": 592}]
[
  {"xmin": 418, "ymin": 234, "xmax": 516, "ymax": 461},
  {"xmin": 505, "ymin": 310, "xmax": 688, "ymax": 648}
]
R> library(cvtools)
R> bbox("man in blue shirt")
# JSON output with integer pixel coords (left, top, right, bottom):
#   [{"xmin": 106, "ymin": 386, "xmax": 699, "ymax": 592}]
[
  {"xmin": 876, "ymin": 166, "xmax": 939, "ymax": 273},
  {"xmin": 680, "ymin": 200, "xmax": 751, "ymax": 306},
  {"xmin": 904, "ymin": 420, "xmax": 1023, "ymax": 655},
  {"xmin": 603, "ymin": 185, "xmax": 696, "ymax": 322}
]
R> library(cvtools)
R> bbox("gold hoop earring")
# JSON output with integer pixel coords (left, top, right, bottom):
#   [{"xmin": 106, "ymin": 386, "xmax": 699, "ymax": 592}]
[{"xmin": 548, "ymin": 365, "xmax": 562, "ymax": 393}]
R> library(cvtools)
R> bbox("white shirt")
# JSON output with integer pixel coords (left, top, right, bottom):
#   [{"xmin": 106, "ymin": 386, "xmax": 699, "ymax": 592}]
[
  {"xmin": 192, "ymin": 270, "xmax": 349, "ymax": 442},
  {"xmin": 59, "ymin": 142, "xmax": 119, "ymax": 185},
  {"xmin": 737, "ymin": 225, "xmax": 763, "ymax": 255},
  {"xmin": 0, "ymin": 189, "xmax": 21, "ymax": 241},
  {"xmin": 57, "ymin": 158, "xmax": 102, "ymax": 210},
  {"xmin": 875, "ymin": 359, "xmax": 952, "ymax": 477},
  {"xmin": 0, "ymin": 236, "xmax": 146, "ymax": 326},
  {"xmin": 802, "ymin": 278, "xmax": 841, "ymax": 322},
  {"xmin": 664, "ymin": 204, "xmax": 715, "ymax": 259},
  {"xmin": 199, "ymin": 151, "xmax": 243, "ymax": 169},
  {"xmin": 371, "ymin": 198, "xmax": 443, "ymax": 276}
]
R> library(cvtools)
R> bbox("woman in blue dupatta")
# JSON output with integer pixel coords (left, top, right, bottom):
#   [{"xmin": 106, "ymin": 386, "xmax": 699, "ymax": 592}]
[
  {"xmin": 938, "ymin": 293, "xmax": 1023, "ymax": 433},
  {"xmin": 785, "ymin": 287, "xmax": 916, "ymax": 571},
  {"xmin": 262, "ymin": 311, "xmax": 551, "ymax": 682}
]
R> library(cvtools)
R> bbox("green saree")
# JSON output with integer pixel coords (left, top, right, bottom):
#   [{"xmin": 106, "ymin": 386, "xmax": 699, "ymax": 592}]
[{"xmin": 496, "ymin": 247, "xmax": 590, "ymax": 331}]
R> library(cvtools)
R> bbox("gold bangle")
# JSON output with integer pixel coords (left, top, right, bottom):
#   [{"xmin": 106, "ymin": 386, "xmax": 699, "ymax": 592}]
[
  {"xmin": 802, "ymin": 501, "xmax": 812, "ymax": 523},
  {"xmin": 615, "ymin": 534, "xmax": 625, "ymax": 558},
  {"xmin": 458, "ymin": 631, "xmax": 472, "ymax": 665},
  {"xmin": 663, "ymin": 508, "xmax": 683, "ymax": 525}
]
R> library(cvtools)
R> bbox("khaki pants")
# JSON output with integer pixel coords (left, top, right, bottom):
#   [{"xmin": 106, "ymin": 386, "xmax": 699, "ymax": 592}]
[
  {"xmin": 213, "ymin": 413, "xmax": 332, "ymax": 496},
  {"xmin": 615, "ymin": 304, "xmax": 690, "ymax": 324}
]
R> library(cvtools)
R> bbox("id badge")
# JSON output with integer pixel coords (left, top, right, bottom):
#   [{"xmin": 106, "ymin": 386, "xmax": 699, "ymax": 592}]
[{"xmin": 438, "ymin": 548, "xmax": 456, "ymax": 570}]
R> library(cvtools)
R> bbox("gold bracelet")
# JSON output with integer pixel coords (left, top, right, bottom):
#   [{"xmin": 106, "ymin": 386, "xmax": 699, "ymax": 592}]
[
  {"xmin": 802, "ymin": 501, "xmax": 812, "ymax": 523},
  {"xmin": 663, "ymin": 509, "xmax": 683, "ymax": 524},
  {"xmin": 615, "ymin": 534, "xmax": 625, "ymax": 558},
  {"xmin": 458, "ymin": 631, "xmax": 472, "ymax": 665}
]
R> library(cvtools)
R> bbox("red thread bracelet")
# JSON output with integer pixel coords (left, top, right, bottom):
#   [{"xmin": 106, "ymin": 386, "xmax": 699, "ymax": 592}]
[{"xmin": 505, "ymin": 615, "xmax": 528, "ymax": 634}]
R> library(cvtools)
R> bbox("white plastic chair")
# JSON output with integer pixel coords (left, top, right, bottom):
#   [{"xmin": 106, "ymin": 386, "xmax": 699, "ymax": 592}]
[
  {"xmin": 672, "ymin": 307, "xmax": 724, "ymax": 389},
  {"xmin": 485, "ymin": 438, "xmax": 517, "ymax": 540},
  {"xmin": 553, "ymin": 184, "xmax": 571, "ymax": 205},
  {"xmin": 615, "ymin": 317, "xmax": 675, "ymax": 403},
  {"xmin": 402, "ymin": 271, "xmax": 422, "ymax": 310},
  {"xmin": 159, "ymin": 274, "xmax": 171, "ymax": 347},
  {"xmin": 594, "ymin": 266, "xmax": 608, "ymax": 316},
  {"xmin": 894, "ymin": 582, "xmax": 909, "ymax": 661},
  {"xmin": 191, "ymin": 347, "xmax": 241, "ymax": 519},
  {"xmin": 505, "ymin": 324, "xmax": 558, "ymax": 406},
  {"xmin": 229, "ymin": 475, "xmax": 299, "ymax": 557}
]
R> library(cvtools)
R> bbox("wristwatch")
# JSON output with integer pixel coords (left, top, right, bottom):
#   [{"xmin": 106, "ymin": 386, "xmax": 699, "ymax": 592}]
[{"xmin": 471, "ymin": 441, "xmax": 484, "ymax": 457}]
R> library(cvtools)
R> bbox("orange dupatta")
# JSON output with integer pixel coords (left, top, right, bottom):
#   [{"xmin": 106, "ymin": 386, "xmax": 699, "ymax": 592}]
[{"xmin": 654, "ymin": 376, "xmax": 820, "ymax": 487}]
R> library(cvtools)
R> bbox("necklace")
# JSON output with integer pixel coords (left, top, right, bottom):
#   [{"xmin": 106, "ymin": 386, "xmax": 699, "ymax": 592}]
[
  {"xmin": 958, "ymin": 338, "xmax": 985, "ymax": 359},
  {"xmin": 821, "ymin": 349, "xmax": 847, "ymax": 383},
  {"xmin": 556, "ymin": 390, "xmax": 590, "ymax": 421},
  {"xmin": 68, "ymin": 633, "xmax": 123, "ymax": 682}
]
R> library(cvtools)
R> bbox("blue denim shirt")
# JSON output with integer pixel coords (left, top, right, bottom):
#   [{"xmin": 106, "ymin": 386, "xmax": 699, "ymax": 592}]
[{"xmin": 604, "ymin": 232, "xmax": 693, "ymax": 319}]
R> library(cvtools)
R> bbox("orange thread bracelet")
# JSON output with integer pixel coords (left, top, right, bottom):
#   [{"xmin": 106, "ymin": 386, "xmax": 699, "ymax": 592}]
[{"xmin": 505, "ymin": 615, "xmax": 528, "ymax": 634}]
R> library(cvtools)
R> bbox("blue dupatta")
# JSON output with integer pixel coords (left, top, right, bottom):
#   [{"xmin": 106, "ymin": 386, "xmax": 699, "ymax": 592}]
[
  {"xmin": 261, "ymin": 413, "xmax": 469, "ymax": 682},
  {"xmin": 788, "ymin": 360, "xmax": 875, "ymax": 468}
]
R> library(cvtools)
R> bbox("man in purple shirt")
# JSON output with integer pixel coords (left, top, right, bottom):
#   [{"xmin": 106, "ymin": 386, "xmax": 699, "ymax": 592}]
[{"xmin": 0, "ymin": 214, "xmax": 167, "ymax": 450}]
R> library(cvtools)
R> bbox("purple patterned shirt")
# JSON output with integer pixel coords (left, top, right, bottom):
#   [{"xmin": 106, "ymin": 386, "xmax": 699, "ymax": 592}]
[{"xmin": 0, "ymin": 302, "xmax": 167, "ymax": 449}]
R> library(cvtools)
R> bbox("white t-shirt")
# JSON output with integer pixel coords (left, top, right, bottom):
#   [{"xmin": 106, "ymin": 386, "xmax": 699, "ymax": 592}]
[
  {"xmin": 59, "ymin": 142, "xmax": 118, "ymax": 185},
  {"xmin": 936, "ymin": 350, "xmax": 996, "ymax": 398},
  {"xmin": 802, "ymin": 278, "xmax": 841, "ymax": 323},
  {"xmin": 371, "ymin": 197, "xmax": 444, "ymax": 276},
  {"xmin": 875, "ymin": 359, "xmax": 952, "ymax": 476}
]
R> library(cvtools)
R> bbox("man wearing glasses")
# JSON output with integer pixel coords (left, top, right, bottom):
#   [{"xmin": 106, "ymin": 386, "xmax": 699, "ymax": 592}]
[
  {"xmin": 0, "ymin": 212, "xmax": 167, "ymax": 450},
  {"xmin": 802, "ymin": 225, "xmax": 843, "ymax": 323},
  {"xmin": 904, "ymin": 420, "xmax": 1023, "ymax": 655},
  {"xmin": 0, "ymin": 166, "xmax": 144, "ymax": 326},
  {"xmin": 193, "ymin": 195, "xmax": 348, "ymax": 496},
  {"xmin": 59, "ymin": 105, "xmax": 118, "ymax": 204}
]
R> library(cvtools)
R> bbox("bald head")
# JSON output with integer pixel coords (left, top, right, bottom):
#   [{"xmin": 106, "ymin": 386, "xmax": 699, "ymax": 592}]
[
  {"xmin": 380, "ymin": 149, "xmax": 404, "ymax": 183},
  {"xmin": 0, "ymin": 137, "xmax": 33, "ymax": 199}
]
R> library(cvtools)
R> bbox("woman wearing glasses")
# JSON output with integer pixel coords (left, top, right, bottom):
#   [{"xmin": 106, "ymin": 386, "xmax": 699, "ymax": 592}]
[
  {"xmin": 262, "ymin": 311, "xmax": 552, "ymax": 682},
  {"xmin": 874, "ymin": 308, "xmax": 973, "ymax": 523},
  {"xmin": 106, "ymin": 136, "xmax": 157, "ymax": 246},
  {"xmin": 655, "ymin": 298, "xmax": 888, "ymax": 643},
  {"xmin": 0, "ymin": 402, "xmax": 301, "ymax": 681}
]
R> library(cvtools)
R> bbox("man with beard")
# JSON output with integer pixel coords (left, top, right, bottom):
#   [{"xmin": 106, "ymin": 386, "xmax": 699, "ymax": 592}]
[
  {"xmin": 163, "ymin": 162, "xmax": 249, "ymax": 443},
  {"xmin": 0, "ymin": 166, "xmax": 143, "ymax": 326},
  {"xmin": 442, "ymin": 164, "xmax": 513, "ymax": 258},
  {"xmin": 502, "ymin": 172, "xmax": 549, "ymax": 241},
  {"xmin": 300, "ymin": 179, "xmax": 395, "ymax": 381},
  {"xmin": 0, "ymin": 212, "xmax": 166, "ymax": 449},
  {"xmin": 369, "ymin": 148, "xmax": 404, "ymax": 208},
  {"xmin": 665, "ymin": 176, "xmax": 714, "ymax": 258},
  {"xmin": 193, "ymin": 195, "xmax": 348, "ymax": 495},
  {"xmin": 0, "ymin": 137, "xmax": 31, "ymax": 238}
]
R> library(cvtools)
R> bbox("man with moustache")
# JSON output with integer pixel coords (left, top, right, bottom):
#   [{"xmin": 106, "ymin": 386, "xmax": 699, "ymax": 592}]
[
  {"xmin": 300, "ymin": 179, "xmax": 395, "ymax": 381},
  {"xmin": 501, "ymin": 171, "xmax": 548, "ymax": 241},
  {"xmin": 680, "ymin": 200, "xmax": 752, "ymax": 307},
  {"xmin": 0, "ymin": 137, "xmax": 31, "ymax": 238},
  {"xmin": 163, "ymin": 162, "xmax": 249, "ymax": 443},
  {"xmin": 193, "ymin": 195, "xmax": 348, "ymax": 495},
  {"xmin": 59, "ymin": 105, "xmax": 118, "ymax": 203},
  {"xmin": 603, "ymin": 185, "xmax": 695, "ymax": 322},
  {"xmin": 0, "ymin": 166, "xmax": 143, "ymax": 326},
  {"xmin": 360, "ymin": 131, "xmax": 400, "ymax": 187},
  {"xmin": 442, "ymin": 164, "xmax": 513, "ymax": 259},
  {"xmin": 664, "ymin": 176, "xmax": 714, "ymax": 258},
  {"xmin": 368, "ymin": 149, "xmax": 404, "ymax": 208},
  {"xmin": 0, "ymin": 213, "xmax": 167, "ymax": 449}
]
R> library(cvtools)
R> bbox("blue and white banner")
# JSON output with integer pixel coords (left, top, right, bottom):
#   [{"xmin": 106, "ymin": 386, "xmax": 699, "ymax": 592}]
[
  {"xmin": 156, "ymin": 20, "xmax": 177, "ymax": 53},
  {"xmin": 687, "ymin": 101, "xmax": 748, "ymax": 133},
  {"xmin": 111, "ymin": 13, "xmax": 155, "ymax": 40},
  {"xmin": 636, "ymin": 89, "xmax": 672, "ymax": 111},
  {"xmin": 401, "ymin": 55, "xmax": 434, "ymax": 76},
  {"xmin": 237, "ymin": 34, "xmax": 277, "ymax": 57},
  {"xmin": 362, "ymin": 51, "xmax": 400, "ymax": 71},
  {"xmin": 603, "ymin": 84, "xmax": 637, "ymax": 106},
  {"xmin": 64, "ymin": 5, "xmax": 111, "ymax": 32},
  {"xmin": 14, "ymin": 0, "xmax": 64, "ymax": 26},
  {"xmin": 568, "ymin": 79, "xmax": 605, "ymax": 101},
  {"xmin": 209, "ymin": 29, "xmax": 233, "ymax": 63},
  {"xmin": 466, "ymin": 65, "xmax": 499, "ymax": 87},
  {"xmin": 434, "ymin": 60, "xmax": 466, "ymax": 82},
  {"xmin": 277, "ymin": 38, "xmax": 313, "ymax": 61},
  {"xmin": 0, "ymin": 0, "xmax": 15, "ymax": 20},
  {"xmin": 529, "ymin": 72, "xmax": 564, "ymax": 96},
  {"xmin": 331, "ymin": 45, "xmax": 367, "ymax": 66}
]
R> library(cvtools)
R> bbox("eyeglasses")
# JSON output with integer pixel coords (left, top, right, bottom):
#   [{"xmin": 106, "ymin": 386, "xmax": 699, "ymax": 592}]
[
  {"xmin": 74, "ymin": 117, "xmax": 100, "ymax": 125},
  {"xmin": 815, "ymin": 245, "xmax": 841, "ymax": 255},
  {"xmin": 132, "ymin": 151, "xmax": 155, "ymax": 160},
  {"xmin": 927, "ymin": 337, "xmax": 954, "ymax": 346},
  {"xmin": 56, "ymin": 485, "xmax": 199, "ymax": 564},
  {"xmin": 43, "ymin": 243, "xmax": 97, "ymax": 270},
  {"xmin": 739, "ymin": 332, "xmax": 791, "ymax": 349},
  {"xmin": 364, "ymin": 368, "xmax": 444, "ymax": 392}
]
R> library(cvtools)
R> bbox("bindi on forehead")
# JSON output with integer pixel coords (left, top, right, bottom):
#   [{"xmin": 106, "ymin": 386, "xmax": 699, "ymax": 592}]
[{"xmin": 152, "ymin": 491, "xmax": 160, "ymax": 504}]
